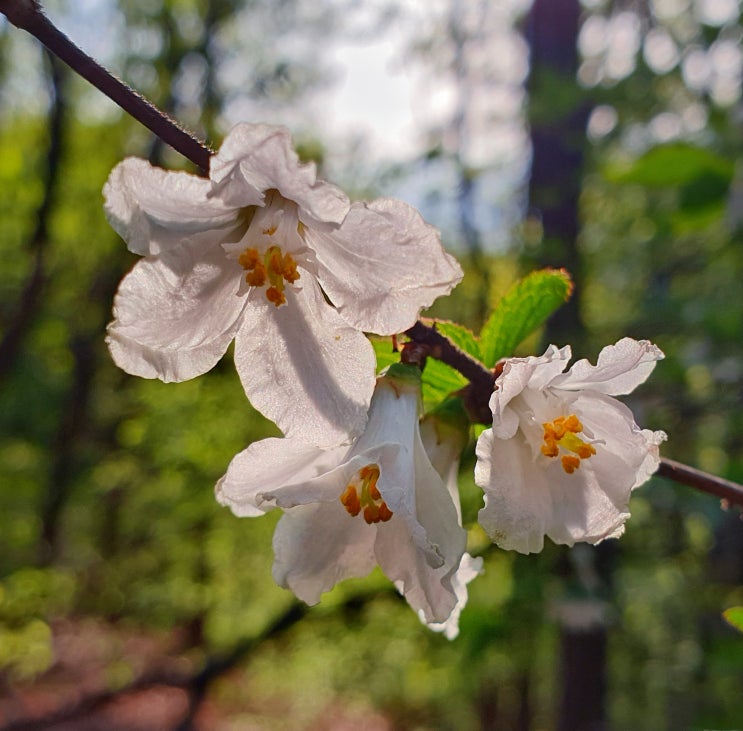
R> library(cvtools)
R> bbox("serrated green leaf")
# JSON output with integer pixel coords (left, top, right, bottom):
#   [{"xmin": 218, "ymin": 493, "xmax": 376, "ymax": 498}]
[
  {"xmin": 723, "ymin": 606, "xmax": 743, "ymax": 633},
  {"xmin": 421, "ymin": 359, "xmax": 467, "ymax": 407},
  {"xmin": 480, "ymin": 269, "xmax": 573, "ymax": 367},
  {"xmin": 432, "ymin": 321, "xmax": 483, "ymax": 361},
  {"xmin": 606, "ymin": 143, "xmax": 734, "ymax": 188},
  {"xmin": 371, "ymin": 337, "xmax": 399, "ymax": 373}
]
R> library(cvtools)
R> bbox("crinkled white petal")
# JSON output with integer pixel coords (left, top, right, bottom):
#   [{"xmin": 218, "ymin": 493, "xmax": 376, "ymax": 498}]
[
  {"xmin": 272, "ymin": 501, "xmax": 378, "ymax": 605},
  {"xmin": 209, "ymin": 123, "xmax": 349, "ymax": 227},
  {"xmin": 423, "ymin": 553, "xmax": 483, "ymax": 639},
  {"xmin": 233, "ymin": 274, "xmax": 375, "ymax": 447},
  {"xmin": 106, "ymin": 242, "xmax": 245, "ymax": 382},
  {"xmin": 490, "ymin": 345, "xmax": 572, "ymax": 439},
  {"xmin": 475, "ymin": 428, "xmax": 553, "ymax": 553},
  {"xmin": 306, "ymin": 198, "xmax": 463, "ymax": 335},
  {"xmin": 477, "ymin": 389, "xmax": 664, "ymax": 553},
  {"xmin": 634, "ymin": 429, "xmax": 667, "ymax": 488},
  {"xmin": 215, "ymin": 437, "xmax": 347, "ymax": 517},
  {"xmin": 554, "ymin": 338, "xmax": 664, "ymax": 395},
  {"xmin": 104, "ymin": 158, "xmax": 240, "ymax": 256},
  {"xmin": 375, "ymin": 424, "xmax": 467, "ymax": 623}
]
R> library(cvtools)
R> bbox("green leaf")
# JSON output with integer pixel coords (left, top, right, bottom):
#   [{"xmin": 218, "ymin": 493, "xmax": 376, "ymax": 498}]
[
  {"xmin": 432, "ymin": 321, "xmax": 483, "ymax": 361},
  {"xmin": 723, "ymin": 606, "xmax": 743, "ymax": 633},
  {"xmin": 421, "ymin": 359, "xmax": 467, "ymax": 407},
  {"xmin": 606, "ymin": 143, "xmax": 734, "ymax": 188},
  {"xmin": 479, "ymin": 269, "xmax": 573, "ymax": 367},
  {"xmin": 371, "ymin": 337, "xmax": 399, "ymax": 373}
]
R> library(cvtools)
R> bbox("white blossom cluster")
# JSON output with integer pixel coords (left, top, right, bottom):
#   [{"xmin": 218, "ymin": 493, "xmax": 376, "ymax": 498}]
[{"xmin": 104, "ymin": 123, "xmax": 665, "ymax": 638}]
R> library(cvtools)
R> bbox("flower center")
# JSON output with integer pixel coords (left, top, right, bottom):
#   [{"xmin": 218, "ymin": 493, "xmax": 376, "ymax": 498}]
[
  {"xmin": 340, "ymin": 464, "xmax": 393, "ymax": 524},
  {"xmin": 541, "ymin": 414, "xmax": 596, "ymax": 474},
  {"xmin": 238, "ymin": 242, "xmax": 300, "ymax": 307}
]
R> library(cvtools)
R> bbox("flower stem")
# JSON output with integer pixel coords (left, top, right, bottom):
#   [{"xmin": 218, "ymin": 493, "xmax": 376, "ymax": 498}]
[{"xmin": 1, "ymin": 0, "xmax": 213, "ymax": 173}]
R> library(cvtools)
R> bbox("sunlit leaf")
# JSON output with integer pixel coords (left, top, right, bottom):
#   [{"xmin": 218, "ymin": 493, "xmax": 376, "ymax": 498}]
[
  {"xmin": 479, "ymin": 268, "xmax": 573, "ymax": 367},
  {"xmin": 723, "ymin": 606, "xmax": 743, "ymax": 633},
  {"xmin": 432, "ymin": 320, "xmax": 483, "ymax": 361},
  {"xmin": 421, "ymin": 359, "xmax": 467, "ymax": 406},
  {"xmin": 371, "ymin": 337, "xmax": 399, "ymax": 373}
]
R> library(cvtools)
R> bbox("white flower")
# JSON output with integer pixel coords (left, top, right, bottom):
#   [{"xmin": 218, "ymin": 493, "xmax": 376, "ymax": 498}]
[
  {"xmin": 104, "ymin": 123, "xmax": 462, "ymax": 446},
  {"xmin": 474, "ymin": 338, "xmax": 667, "ymax": 554},
  {"xmin": 419, "ymin": 401, "xmax": 483, "ymax": 639},
  {"xmin": 215, "ymin": 364, "xmax": 468, "ymax": 626}
]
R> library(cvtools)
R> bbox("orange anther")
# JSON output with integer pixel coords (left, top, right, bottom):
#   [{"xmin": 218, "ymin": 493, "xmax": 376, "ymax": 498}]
[
  {"xmin": 576, "ymin": 443, "xmax": 596, "ymax": 459},
  {"xmin": 378, "ymin": 503, "xmax": 393, "ymax": 522},
  {"xmin": 363, "ymin": 504, "xmax": 380, "ymax": 524},
  {"xmin": 563, "ymin": 414, "xmax": 583, "ymax": 433},
  {"xmin": 541, "ymin": 442, "xmax": 559, "ymax": 458},
  {"xmin": 246, "ymin": 263, "xmax": 267, "ymax": 287},
  {"xmin": 561, "ymin": 455, "xmax": 581, "ymax": 474},
  {"xmin": 340, "ymin": 485, "xmax": 361, "ymax": 517},
  {"xmin": 266, "ymin": 286, "xmax": 286, "ymax": 307},
  {"xmin": 239, "ymin": 247, "xmax": 260, "ymax": 270}
]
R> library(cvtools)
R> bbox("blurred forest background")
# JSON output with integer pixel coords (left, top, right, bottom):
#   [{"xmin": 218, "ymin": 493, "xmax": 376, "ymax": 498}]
[{"xmin": 1, "ymin": 0, "xmax": 743, "ymax": 729}]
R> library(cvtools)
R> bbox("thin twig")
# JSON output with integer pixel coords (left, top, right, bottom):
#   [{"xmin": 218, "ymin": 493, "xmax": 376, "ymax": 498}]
[
  {"xmin": 657, "ymin": 457, "xmax": 743, "ymax": 509},
  {"xmin": 1, "ymin": 0, "xmax": 212, "ymax": 173}
]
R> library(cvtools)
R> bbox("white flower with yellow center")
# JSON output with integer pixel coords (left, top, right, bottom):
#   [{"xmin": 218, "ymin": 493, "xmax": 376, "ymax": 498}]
[
  {"xmin": 474, "ymin": 338, "xmax": 667, "ymax": 554},
  {"xmin": 215, "ymin": 364, "xmax": 468, "ymax": 627},
  {"xmin": 104, "ymin": 123, "xmax": 462, "ymax": 446}
]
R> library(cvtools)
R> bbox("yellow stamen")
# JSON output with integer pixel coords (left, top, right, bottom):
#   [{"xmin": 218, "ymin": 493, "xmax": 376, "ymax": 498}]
[
  {"xmin": 541, "ymin": 413, "xmax": 596, "ymax": 474},
  {"xmin": 237, "ymin": 243, "xmax": 301, "ymax": 307},
  {"xmin": 266, "ymin": 286, "xmax": 286, "ymax": 307},
  {"xmin": 340, "ymin": 464, "xmax": 393, "ymax": 524},
  {"xmin": 238, "ymin": 247, "xmax": 260, "ymax": 270},
  {"xmin": 245, "ymin": 262, "xmax": 267, "ymax": 287}
]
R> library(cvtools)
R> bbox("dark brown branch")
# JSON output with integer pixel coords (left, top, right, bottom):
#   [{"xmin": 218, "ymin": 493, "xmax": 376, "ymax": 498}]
[
  {"xmin": 657, "ymin": 457, "xmax": 743, "ymax": 509},
  {"xmin": 405, "ymin": 320, "xmax": 495, "ymax": 392},
  {"xmin": 1, "ymin": 0, "xmax": 212, "ymax": 173}
]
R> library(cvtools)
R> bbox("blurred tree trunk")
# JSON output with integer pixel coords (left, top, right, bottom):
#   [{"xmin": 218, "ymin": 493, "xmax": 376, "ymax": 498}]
[
  {"xmin": 527, "ymin": 2, "xmax": 609, "ymax": 730},
  {"xmin": 526, "ymin": 0, "xmax": 588, "ymax": 347}
]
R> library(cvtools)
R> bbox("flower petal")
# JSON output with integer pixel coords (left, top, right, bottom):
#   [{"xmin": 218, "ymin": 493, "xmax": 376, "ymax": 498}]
[
  {"xmin": 307, "ymin": 198, "xmax": 463, "ymax": 335},
  {"xmin": 423, "ymin": 553, "xmax": 483, "ymax": 639},
  {"xmin": 478, "ymin": 389, "xmax": 665, "ymax": 553},
  {"xmin": 104, "ymin": 158, "xmax": 240, "ymax": 256},
  {"xmin": 209, "ymin": 123, "xmax": 349, "ymax": 226},
  {"xmin": 490, "ymin": 345, "xmax": 572, "ymax": 439},
  {"xmin": 215, "ymin": 437, "xmax": 347, "ymax": 517},
  {"xmin": 271, "ymin": 501, "xmax": 377, "ymax": 605},
  {"xmin": 375, "ymin": 430, "xmax": 467, "ymax": 622},
  {"xmin": 555, "ymin": 338, "xmax": 664, "ymax": 395},
  {"xmin": 233, "ymin": 275, "xmax": 376, "ymax": 447},
  {"xmin": 475, "ymin": 428, "xmax": 555, "ymax": 554},
  {"xmin": 106, "ymin": 242, "xmax": 245, "ymax": 382}
]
